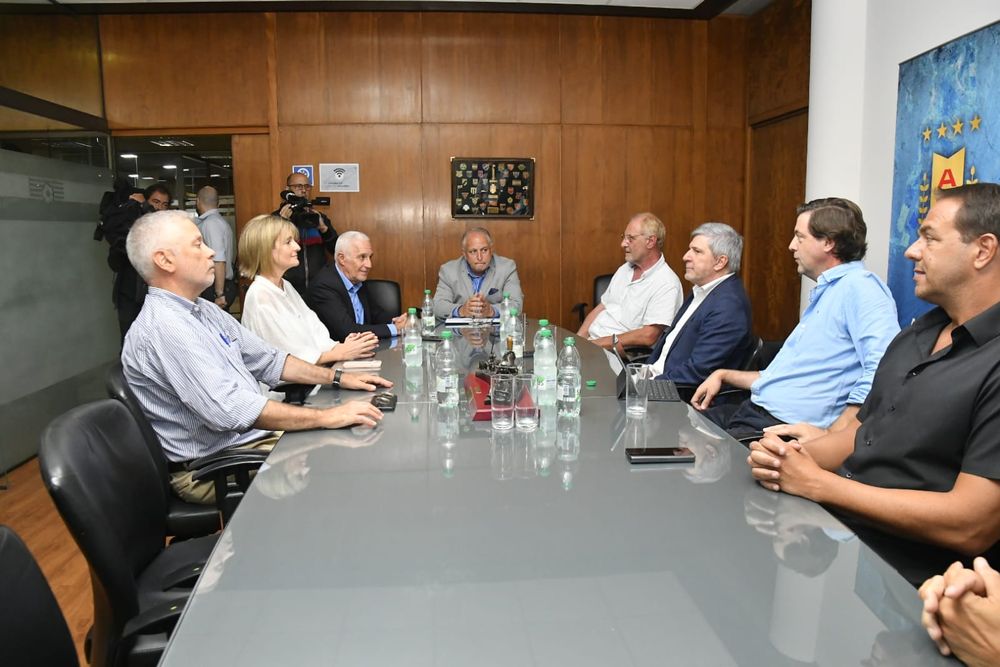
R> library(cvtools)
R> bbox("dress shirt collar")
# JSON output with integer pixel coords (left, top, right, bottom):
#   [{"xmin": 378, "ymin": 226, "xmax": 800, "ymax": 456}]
[
  {"xmin": 148, "ymin": 286, "xmax": 202, "ymax": 315},
  {"xmin": 462, "ymin": 256, "xmax": 495, "ymax": 280},
  {"xmin": 629, "ymin": 253, "xmax": 666, "ymax": 281},
  {"xmin": 196, "ymin": 208, "xmax": 221, "ymax": 221},
  {"xmin": 336, "ymin": 264, "xmax": 362, "ymax": 293},
  {"xmin": 252, "ymin": 274, "xmax": 289, "ymax": 297},
  {"xmin": 816, "ymin": 260, "xmax": 862, "ymax": 286},
  {"xmin": 691, "ymin": 272, "xmax": 732, "ymax": 299},
  {"xmin": 914, "ymin": 300, "xmax": 1000, "ymax": 349}
]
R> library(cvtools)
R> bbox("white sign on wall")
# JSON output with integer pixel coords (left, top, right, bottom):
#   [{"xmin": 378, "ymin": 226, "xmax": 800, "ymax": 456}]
[{"xmin": 318, "ymin": 163, "xmax": 360, "ymax": 193}]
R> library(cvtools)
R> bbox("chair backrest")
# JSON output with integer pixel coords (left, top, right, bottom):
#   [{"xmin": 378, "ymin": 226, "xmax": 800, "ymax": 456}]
[
  {"xmin": 740, "ymin": 336, "xmax": 764, "ymax": 371},
  {"xmin": 593, "ymin": 274, "xmax": 614, "ymax": 307},
  {"xmin": 0, "ymin": 526, "xmax": 77, "ymax": 667},
  {"xmin": 39, "ymin": 399, "xmax": 170, "ymax": 667},
  {"xmin": 106, "ymin": 361, "xmax": 170, "ymax": 490},
  {"xmin": 366, "ymin": 279, "xmax": 402, "ymax": 316}
]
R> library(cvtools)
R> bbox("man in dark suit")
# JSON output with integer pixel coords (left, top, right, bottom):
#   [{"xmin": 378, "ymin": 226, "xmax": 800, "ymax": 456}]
[
  {"xmin": 647, "ymin": 222, "xmax": 753, "ymax": 386},
  {"xmin": 307, "ymin": 231, "xmax": 407, "ymax": 340}
]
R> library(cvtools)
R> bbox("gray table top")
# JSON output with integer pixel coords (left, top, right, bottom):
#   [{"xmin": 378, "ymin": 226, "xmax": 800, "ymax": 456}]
[{"xmin": 159, "ymin": 324, "xmax": 954, "ymax": 666}]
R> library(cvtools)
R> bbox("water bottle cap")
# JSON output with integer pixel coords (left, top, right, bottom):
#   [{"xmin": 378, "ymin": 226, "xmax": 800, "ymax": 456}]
[
  {"xmin": 440, "ymin": 330, "xmax": 453, "ymax": 340},
  {"xmin": 424, "ymin": 289, "xmax": 431, "ymax": 295},
  {"xmin": 538, "ymin": 319, "xmax": 549, "ymax": 327},
  {"xmin": 563, "ymin": 337, "xmax": 575, "ymax": 345},
  {"xmin": 585, "ymin": 379, "xmax": 597, "ymax": 387},
  {"xmin": 408, "ymin": 307, "xmax": 417, "ymax": 314},
  {"xmin": 509, "ymin": 308, "xmax": 518, "ymax": 316},
  {"xmin": 503, "ymin": 292, "xmax": 510, "ymax": 298},
  {"xmin": 540, "ymin": 330, "xmax": 552, "ymax": 338}
]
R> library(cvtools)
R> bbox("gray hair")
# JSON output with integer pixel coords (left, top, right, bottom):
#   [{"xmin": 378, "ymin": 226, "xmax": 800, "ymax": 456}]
[
  {"xmin": 461, "ymin": 227, "xmax": 493, "ymax": 249},
  {"xmin": 335, "ymin": 230, "xmax": 370, "ymax": 257},
  {"xmin": 197, "ymin": 185, "xmax": 219, "ymax": 208},
  {"xmin": 691, "ymin": 222, "xmax": 743, "ymax": 273},
  {"xmin": 126, "ymin": 210, "xmax": 188, "ymax": 281}
]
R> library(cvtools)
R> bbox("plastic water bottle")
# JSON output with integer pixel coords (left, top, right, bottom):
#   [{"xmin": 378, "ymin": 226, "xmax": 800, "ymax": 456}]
[
  {"xmin": 506, "ymin": 307, "xmax": 524, "ymax": 362},
  {"xmin": 557, "ymin": 337, "xmax": 582, "ymax": 416},
  {"xmin": 499, "ymin": 292, "xmax": 512, "ymax": 323},
  {"xmin": 435, "ymin": 331, "xmax": 459, "ymax": 407},
  {"xmin": 404, "ymin": 308, "xmax": 423, "ymax": 366},
  {"xmin": 421, "ymin": 289, "xmax": 436, "ymax": 334},
  {"xmin": 532, "ymin": 319, "xmax": 550, "ymax": 353},
  {"xmin": 534, "ymin": 329, "xmax": 557, "ymax": 407}
]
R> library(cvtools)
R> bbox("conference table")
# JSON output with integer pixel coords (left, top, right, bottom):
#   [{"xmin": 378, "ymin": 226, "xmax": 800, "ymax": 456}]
[{"xmin": 159, "ymin": 322, "xmax": 954, "ymax": 666}]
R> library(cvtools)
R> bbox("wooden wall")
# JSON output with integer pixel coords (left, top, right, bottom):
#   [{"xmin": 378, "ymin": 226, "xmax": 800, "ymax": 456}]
[
  {"xmin": 90, "ymin": 10, "xmax": 749, "ymax": 328},
  {"xmin": 743, "ymin": 0, "xmax": 811, "ymax": 340}
]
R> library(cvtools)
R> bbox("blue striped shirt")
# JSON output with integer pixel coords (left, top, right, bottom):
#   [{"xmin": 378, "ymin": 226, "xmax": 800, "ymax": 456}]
[
  {"xmin": 122, "ymin": 288, "xmax": 287, "ymax": 462},
  {"xmin": 751, "ymin": 262, "xmax": 900, "ymax": 428}
]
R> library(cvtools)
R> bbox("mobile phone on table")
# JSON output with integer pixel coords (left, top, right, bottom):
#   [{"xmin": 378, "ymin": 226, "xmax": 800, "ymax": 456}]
[
  {"xmin": 625, "ymin": 447, "xmax": 695, "ymax": 464},
  {"xmin": 343, "ymin": 360, "xmax": 382, "ymax": 371}
]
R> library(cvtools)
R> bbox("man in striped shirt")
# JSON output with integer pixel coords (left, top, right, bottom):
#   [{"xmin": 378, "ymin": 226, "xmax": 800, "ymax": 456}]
[{"xmin": 122, "ymin": 210, "xmax": 390, "ymax": 504}]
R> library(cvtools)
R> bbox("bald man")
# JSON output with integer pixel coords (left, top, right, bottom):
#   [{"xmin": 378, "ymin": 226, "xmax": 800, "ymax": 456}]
[
  {"xmin": 195, "ymin": 185, "xmax": 235, "ymax": 310},
  {"xmin": 122, "ymin": 210, "xmax": 391, "ymax": 504}
]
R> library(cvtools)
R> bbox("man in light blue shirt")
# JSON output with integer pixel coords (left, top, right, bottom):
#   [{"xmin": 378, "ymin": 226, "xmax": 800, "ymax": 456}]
[
  {"xmin": 692, "ymin": 198, "xmax": 899, "ymax": 440},
  {"xmin": 122, "ymin": 211, "xmax": 391, "ymax": 503}
]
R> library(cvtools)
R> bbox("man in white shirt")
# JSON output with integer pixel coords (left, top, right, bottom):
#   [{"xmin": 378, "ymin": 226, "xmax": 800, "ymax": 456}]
[
  {"xmin": 578, "ymin": 212, "xmax": 682, "ymax": 353},
  {"xmin": 647, "ymin": 222, "xmax": 753, "ymax": 386}
]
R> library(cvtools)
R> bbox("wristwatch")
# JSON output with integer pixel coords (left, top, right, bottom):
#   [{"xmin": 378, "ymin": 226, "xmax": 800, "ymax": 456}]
[
  {"xmin": 331, "ymin": 368, "xmax": 344, "ymax": 389},
  {"xmin": 611, "ymin": 333, "xmax": 619, "ymax": 353}
]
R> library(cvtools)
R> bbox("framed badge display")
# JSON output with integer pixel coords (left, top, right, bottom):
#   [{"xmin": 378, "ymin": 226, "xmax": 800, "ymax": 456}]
[{"xmin": 451, "ymin": 157, "xmax": 534, "ymax": 219}]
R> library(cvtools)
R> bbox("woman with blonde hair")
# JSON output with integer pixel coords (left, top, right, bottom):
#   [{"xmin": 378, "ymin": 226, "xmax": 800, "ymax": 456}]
[{"xmin": 240, "ymin": 214, "xmax": 377, "ymax": 364}]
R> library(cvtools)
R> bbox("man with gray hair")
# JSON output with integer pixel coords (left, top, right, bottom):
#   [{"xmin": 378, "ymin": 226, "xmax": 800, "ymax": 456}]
[
  {"xmin": 307, "ymin": 230, "xmax": 407, "ymax": 339},
  {"xmin": 647, "ymin": 222, "xmax": 753, "ymax": 386},
  {"xmin": 432, "ymin": 227, "xmax": 523, "ymax": 320},
  {"xmin": 194, "ymin": 185, "xmax": 235, "ymax": 310},
  {"xmin": 578, "ymin": 212, "xmax": 682, "ymax": 352},
  {"xmin": 121, "ymin": 211, "xmax": 391, "ymax": 504}
]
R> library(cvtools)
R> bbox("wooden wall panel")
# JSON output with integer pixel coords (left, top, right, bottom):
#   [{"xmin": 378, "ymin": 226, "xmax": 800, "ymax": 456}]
[
  {"xmin": 746, "ymin": 0, "xmax": 811, "ymax": 124},
  {"xmin": 421, "ymin": 13, "xmax": 561, "ymax": 124},
  {"xmin": 560, "ymin": 17, "xmax": 694, "ymax": 127},
  {"xmin": 232, "ymin": 133, "xmax": 273, "ymax": 234},
  {"xmin": 745, "ymin": 111, "xmax": 808, "ymax": 340},
  {"xmin": 276, "ymin": 12, "xmax": 422, "ymax": 125},
  {"xmin": 279, "ymin": 124, "xmax": 425, "ymax": 307},
  {"xmin": 421, "ymin": 124, "xmax": 562, "ymax": 320},
  {"xmin": 100, "ymin": 14, "xmax": 269, "ymax": 129},
  {"xmin": 0, "ymin": 15, "xmax": 103, "ymax": 117},
  {"xmin": 561, "ymin": 125, "xmax": 695, "ymax": 327},
  {"xmin": 703, "ymin": 127, "xmax": 746, "ymax": 232},
  {"xmin": 706, "ymin": 17, "xmax": 747, "ymax": 129}
]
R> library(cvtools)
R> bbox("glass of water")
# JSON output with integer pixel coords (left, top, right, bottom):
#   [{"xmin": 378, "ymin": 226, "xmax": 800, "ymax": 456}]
[
  {"xmin": 514, "ymin": 373, "xmax": 539, "ymax": 431},
  {"xmin": 625, "ymin": 363, "xmax": 651, "ymax": 416},
  {"xmin": 490, "ymin": 374, "xmax": 515, "ymax": 430}
]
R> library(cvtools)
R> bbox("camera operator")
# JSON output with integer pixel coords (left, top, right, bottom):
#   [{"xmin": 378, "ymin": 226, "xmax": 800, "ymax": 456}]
[
  {"xmin": 100, "ymin": 180, "xmax": 172, "ymax": 340},
  {"xmin": 272, "ymin": 172, "xmax": 337, "ymax": 295}
]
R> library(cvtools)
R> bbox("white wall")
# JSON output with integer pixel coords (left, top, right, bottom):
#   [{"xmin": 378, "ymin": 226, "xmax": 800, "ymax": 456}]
[{"xmin": 805, "ymin": 0, "xmax": 1000, "ymax": 305}]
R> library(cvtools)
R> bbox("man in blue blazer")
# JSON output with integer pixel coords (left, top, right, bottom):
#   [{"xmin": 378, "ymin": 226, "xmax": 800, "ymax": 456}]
[{"xmin": 647, "ymin": 223, "xmax": 753, "ymax": 387}]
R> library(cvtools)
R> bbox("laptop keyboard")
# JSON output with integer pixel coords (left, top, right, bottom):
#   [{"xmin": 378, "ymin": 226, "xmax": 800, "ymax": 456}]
[{"xmin": 649, "ymin": 380, "xmax": 680, "ymax": 402}]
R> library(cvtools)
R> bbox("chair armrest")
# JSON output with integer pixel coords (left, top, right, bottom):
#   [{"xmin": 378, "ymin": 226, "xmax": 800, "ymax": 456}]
[
  {"xmin": 187, "ymin": 448, "xmax": 268, "ymax": 471},
  {"xmin": 190, "ymin": 458, "xmax": 265, "ymax": 485},
  {"xmin": 121, "ymin": 598, "xmax": 186, "ymax": 640},
  {"xmin": 570, "ymin": 302, "xmax": 588, "ymax": 324},
  {"xmin": 161, "ymin": 562, "xmax": 208, "ymax": 591},
  {"xmin": 623, "ymin": 346, "xmax": 653, "ymax": 364},
  {"xmin": 272, "ymin": 383, "xmax": 316, "ymax": 405}
]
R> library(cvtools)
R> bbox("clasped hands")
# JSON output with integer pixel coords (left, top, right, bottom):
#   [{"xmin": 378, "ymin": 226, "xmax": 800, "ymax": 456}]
[
  {"xmin": 746, "ymin": 423, "xmax": 828, "ymax": 498},
  {"xmin": 460, "ymin": 293, "xmax": 492, "ymax": 319},
  {"xmin": 919, "ymin": 557, "xmax": 1000, "ymax": 664}
]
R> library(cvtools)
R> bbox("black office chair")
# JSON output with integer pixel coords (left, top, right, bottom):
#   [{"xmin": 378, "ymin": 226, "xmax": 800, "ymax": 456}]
[
  {"xmin": 106, "ymin": 363, "xmax": 220, "ymax": 540},
  {"xmin": 571, "ymin": 273, "xmax": 613, "ymax": 324},
  {"xmin": 39, "ymin": 400, "xmax": 217, "ymax": 667},
  {"xmin": 0, "ymin": 525, "xmax": 78, "ymax": 667},
  {"xmin": 366, "ymin": 279, "xmax": 402, "ymax": 316}
]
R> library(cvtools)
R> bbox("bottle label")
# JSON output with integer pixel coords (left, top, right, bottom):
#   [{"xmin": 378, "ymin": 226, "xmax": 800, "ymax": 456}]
[
  {"xmin": 436, "ymin": 375, "xmax": 456, "ymax": 392},
  {"xmin": 513, "ymin": 344, "xmax": 524, "ymax": 358}
]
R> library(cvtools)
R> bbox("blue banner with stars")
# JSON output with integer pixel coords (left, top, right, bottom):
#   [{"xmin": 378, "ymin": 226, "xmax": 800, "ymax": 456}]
[{"xmin": 889, "ymin": 20, "xmax": 1000, "ymax": 327}]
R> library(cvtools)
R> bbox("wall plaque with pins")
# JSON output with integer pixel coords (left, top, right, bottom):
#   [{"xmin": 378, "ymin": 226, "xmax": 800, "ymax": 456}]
[{"xmin": 451, "ymin": 157, "xmax": 534, "ymax": 219}]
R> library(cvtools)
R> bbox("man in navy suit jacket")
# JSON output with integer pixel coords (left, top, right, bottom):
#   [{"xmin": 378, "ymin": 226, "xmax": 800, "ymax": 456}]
[
  {"xmin": 647, "ymin": 223, "xmax": 753, "ymax": 386},
  {"xmin": 307, "ymin": 231, "xmax": 407, "ymax": 340}
]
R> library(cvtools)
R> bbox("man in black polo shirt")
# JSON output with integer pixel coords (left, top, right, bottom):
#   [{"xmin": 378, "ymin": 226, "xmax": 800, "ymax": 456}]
[{"xmin": 747, "ymin": 183, "xmax": 1000, "ymax": 586}]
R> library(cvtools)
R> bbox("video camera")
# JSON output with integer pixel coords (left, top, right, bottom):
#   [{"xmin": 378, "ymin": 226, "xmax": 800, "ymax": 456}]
[{"xmin": 279, "ymin": 190, "xmax": 331, "ymax": 229}]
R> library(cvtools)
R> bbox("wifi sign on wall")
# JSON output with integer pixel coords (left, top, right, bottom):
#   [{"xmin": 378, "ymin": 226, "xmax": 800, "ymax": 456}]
[{"xmin": 318, "ymin": 163, "xmax": 360, "ymax": 193}]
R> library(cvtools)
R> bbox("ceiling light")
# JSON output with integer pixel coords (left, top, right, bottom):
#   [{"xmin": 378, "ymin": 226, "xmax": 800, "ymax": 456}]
[
  {"xmin": 210, "ymin": 173, "xmax": 220, "ymax": 178},
  {"xmin": 120, "ymin": 153, "xmax": 138, "ymax": 159},
  {"xmin": 128, "ymin": 174, "xmax": 139, "ymax": 178},
  {"xmin": 182, "ymin": 168, "xmax": 190, "ymax": 172},
  {"xmin": 163, "ymin": 164, "xmax": 177, "ymax": 170},
  {"xmin": 141, "ymin": 176, "xmax": 154, "ymax": 180}
]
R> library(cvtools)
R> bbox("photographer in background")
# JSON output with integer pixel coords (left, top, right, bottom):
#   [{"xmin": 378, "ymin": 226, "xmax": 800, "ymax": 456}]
[
  {"xmin": 272, "ymin": 171, "xmax": 337, "ymax": 295},
  {"xmin": 100, "ymin": 179, "xmax": 172, "ymax": 340}
]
